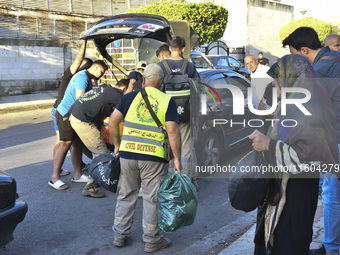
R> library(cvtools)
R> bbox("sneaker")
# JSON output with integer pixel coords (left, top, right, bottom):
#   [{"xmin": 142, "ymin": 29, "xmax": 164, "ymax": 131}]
[
  {"xmin": 82, "ymin": 187, "xmax": 105, "ymax": 198},
  {"xmin": 310, "ymin": 245, "xmax": 326, "ymax": 255},
  {"xmin": 113, "ymin": 236, "xmax": 126, "ymax": 247},
  {"xmin": 144, "ymin": 237, "xmax": 171, "ymax": 253}
]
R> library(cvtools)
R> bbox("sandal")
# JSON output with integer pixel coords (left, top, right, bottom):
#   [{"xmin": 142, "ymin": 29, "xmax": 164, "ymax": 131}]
[
  {"xmin": 71, "ymin": 174, "xmax": 89, "ymax": 183},
  {"xmin": 48, "ymin": 180, "xmax": 68, "ymax": 190}
]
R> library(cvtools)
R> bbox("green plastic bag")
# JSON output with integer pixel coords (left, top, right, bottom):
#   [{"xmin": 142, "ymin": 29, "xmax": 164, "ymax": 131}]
[{"xmin": 157, "ymin": 172, "xmax": 198, "ymax": 233}]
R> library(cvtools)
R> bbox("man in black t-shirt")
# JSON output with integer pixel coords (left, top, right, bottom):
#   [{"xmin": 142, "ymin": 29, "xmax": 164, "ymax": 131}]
[
  {"xmin": 69, "ymin": 79, "xmax": 129, "ymax": 157},
  {"xmin": 157, "ymin": 36, "xmax": 199, "ymax": 191},
  {"xmin": 156, "ymin": 43, "xmax": 171, "ymax": 62},
  {"xmin": 125, "ymin": 61, "xmax": 147, "ymax": 93},
  {"xmin": 258, "ymin": 52, "xmax": 269, "ymax": 66}
]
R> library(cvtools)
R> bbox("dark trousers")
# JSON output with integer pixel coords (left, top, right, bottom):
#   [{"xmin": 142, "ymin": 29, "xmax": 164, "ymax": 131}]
[{"xmin": 254, "ymin": 176, "xmax": 319, "ymax": 255}]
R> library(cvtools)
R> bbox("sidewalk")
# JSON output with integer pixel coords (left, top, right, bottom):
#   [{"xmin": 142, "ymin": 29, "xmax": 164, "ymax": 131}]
[
  {"xmin": 0, "ymin": 91, "xmax": 326, "ymax": 254},
  {"xmin": 0, "ymin": 91, "xmax": 57, "ymax": 114},
  {"xmin": 219, "ymin": 198, "xmax": 324, "ymax": 254}
]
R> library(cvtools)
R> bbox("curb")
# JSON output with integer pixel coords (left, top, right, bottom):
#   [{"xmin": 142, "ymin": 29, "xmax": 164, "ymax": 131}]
[
  {"xmin": 218, "ymin": 224, "xmax": 256, "ymax": 255},
  {"xmin": 219, "ymin": 198, "xmax": 324, "ymax": 254},
  {"xmin": 0, "ymin": 100, "xmax": 55, "ymax": 114}
]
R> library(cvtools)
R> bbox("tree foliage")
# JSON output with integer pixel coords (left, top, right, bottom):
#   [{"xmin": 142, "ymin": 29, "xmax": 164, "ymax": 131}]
[
  {"xmin": 126, "ymin": 0, "xmax": 228, "ymax": 44},
  {"xmin": 279, "ymin": 17, "xmax": 333, "ymax": 44}
]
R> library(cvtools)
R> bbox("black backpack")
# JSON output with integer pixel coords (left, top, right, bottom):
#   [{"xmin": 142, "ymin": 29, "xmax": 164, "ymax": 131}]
[{"xmin": 162, "ymin": 59, "xmax": 193, "ymax": 123}]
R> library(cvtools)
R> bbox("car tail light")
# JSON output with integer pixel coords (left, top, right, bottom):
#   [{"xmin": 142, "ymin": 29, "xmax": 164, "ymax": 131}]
[{"xmin": 0, "ymin": 175, "xmax": 16, "ymax": 210}]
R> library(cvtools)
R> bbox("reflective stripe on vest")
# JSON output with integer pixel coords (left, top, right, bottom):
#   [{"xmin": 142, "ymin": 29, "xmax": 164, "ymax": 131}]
[
  {"xmin": 120, "ymin": 87, "xmax": 171, "ymax": 158},
  {"xmin": 166, "ymin": 89, "xmax": 190, "ymax": 97},
  {"xmin": 121, "ymin": 135, "xmax": 163, "ymax": 147},
  {"xmin": 123, "ymin": 120, "xmax": 164, "ymax": 134}
]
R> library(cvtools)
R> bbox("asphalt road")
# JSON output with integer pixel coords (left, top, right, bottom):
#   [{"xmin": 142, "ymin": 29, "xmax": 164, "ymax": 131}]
[{"xmin": 0, "ymin": 109, "xmax": 256, "ymax": 255}]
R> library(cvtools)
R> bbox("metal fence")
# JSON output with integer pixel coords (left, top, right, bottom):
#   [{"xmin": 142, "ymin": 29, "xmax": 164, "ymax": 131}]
[
  {"xmin": 0, "ymin": 0, "xmax": 158, "ymax": 17},
  {"xmin": 0, "ymin": 0, "xmax": 160, "ymax": 40},
  {"xmin": 0, "ymin": 13, "xmax": 92, "ymax": 40},
  {"xmin": 0, "ymin": 4, "xmax": 97, "ymax": 40},
  {"xmin": 99, "ymin": 39, "xmax": 138, "ymax": 82}
]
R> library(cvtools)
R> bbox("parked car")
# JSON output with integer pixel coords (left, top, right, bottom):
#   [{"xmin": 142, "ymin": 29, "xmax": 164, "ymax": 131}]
[
  {"xmin": 194, "ymin": 69, "xmax": 263, "ymax": 166},
  {"xmin": 0, "ymin": 171, "xmax": 28, "ymax": 248},
  {"xmin": 206, "ymin": 55, "xmax": 251, "ymax": 80},
  {"xmin": 190, "ymin": 50, "xmax": 215, "ymax": 71}
]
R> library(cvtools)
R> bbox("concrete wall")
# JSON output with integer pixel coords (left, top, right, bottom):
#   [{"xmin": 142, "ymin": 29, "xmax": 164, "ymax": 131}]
[
  {"xmin": 208, "ymin": 0, "xmax": 293, "ymax": 66},
  {"xmin": 0, "ymin": 1, "xmax": 159, "ymax": 96},
  {"xmin": 246, "ymin": 0, "xmax": 293, "ymax": 65},
  {"xmin": 219, "ymin": 0, "xmax": 248, "ymax": 48},
  {"xmin": 0, "ymin": 0, "xmax": 160, "ymax": 17},
  {"xmin": 0, "ymin": 38, "xmax": 98, "ymax": 96}
]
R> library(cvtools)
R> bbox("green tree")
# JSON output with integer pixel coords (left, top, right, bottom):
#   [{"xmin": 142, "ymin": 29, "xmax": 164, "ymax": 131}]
[
  {"xmin": 279, "ymin": 17, "xmax": 333, "ymax": 44},
  {"xmin": 126, "ymin": 0, "xmax": 228, "ymax": 44}
]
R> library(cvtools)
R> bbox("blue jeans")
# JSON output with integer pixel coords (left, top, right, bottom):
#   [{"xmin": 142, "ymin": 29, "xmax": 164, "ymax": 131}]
[
  {"xmin": 51, "ymin": 107, "xmax": 58, "ymax": 132},
  {"xmin": 322, "ymin": 144, "xmax": 340, "ymax": 255},
  {"xmin": 319, "ymin": 173, "xmax": 324, "ymax": 190}
]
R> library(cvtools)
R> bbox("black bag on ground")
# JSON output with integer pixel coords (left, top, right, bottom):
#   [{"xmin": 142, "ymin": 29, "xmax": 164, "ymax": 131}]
[
  {"xmin": 162, "ymin": 59, "xmax": 192, "ymax": 123},
  {"xmin": 88, "ymin": 153, "xmax": 120, "ymax": 193},
  {"xmin": 228, "ymin": 150, "xmax": 273, "ymax": 212}
]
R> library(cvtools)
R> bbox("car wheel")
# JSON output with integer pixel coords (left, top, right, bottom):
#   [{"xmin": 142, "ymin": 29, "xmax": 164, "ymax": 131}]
[{"xmin": 197, "ymin": 132, "xmax": 221, "ymax": 166}]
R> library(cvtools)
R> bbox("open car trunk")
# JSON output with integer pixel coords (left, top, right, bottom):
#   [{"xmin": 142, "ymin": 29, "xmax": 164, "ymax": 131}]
[
  {"xmin": 81, "ymin": 13, "xmax": 174, "ymax": 78},
  {"xmin": 81, "ymin": 13, "xmax": 199, "ymax": 81}
]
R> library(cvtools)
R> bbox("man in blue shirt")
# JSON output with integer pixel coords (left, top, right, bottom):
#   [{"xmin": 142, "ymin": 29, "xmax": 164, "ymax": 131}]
[
  {"xmin": 51, "ymin": 36, "xmax": 92, "ymax": 178},
  {"xmin": 283, "ymin": 27, "xmax": 340, "ymax": 255},
  {"xmin": 50, "ymin": 60, "xmax": 108, "ymax": 196}
]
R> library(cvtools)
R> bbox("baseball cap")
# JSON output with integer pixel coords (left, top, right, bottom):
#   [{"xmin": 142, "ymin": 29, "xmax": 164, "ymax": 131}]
[{"xmin": 137, "ymin": 61, "xmax": 147, "ymax": 70}]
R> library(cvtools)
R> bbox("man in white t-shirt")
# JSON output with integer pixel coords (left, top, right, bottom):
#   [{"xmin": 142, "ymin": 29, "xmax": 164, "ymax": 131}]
[{"xmin": 244, "ymin": 55, "xmax": 273, "ymax": 109}]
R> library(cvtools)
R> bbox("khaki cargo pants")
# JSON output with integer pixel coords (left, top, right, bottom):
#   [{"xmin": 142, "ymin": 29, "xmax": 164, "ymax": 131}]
[{"xmin": 113, "ymin": 158, "xmax": 167, "ymax": 243}]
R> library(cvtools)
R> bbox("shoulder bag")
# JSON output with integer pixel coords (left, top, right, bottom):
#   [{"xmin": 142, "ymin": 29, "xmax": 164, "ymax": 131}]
[
  {"xmin": 141, "ymin": 89, "xmax": 174, "ymax": 161},
  {"xmin": 228, "ymin": 150, "xmax": 280, "ymax": 212}
]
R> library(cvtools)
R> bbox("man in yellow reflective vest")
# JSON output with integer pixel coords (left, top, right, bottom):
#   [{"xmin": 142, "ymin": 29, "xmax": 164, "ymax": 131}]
[{"xmin": 109, "ymin": 63, "xmax": 182, "ymax": 253}]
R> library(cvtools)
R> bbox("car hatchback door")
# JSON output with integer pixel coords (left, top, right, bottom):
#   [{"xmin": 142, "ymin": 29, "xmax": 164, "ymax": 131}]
[{"xmin": 81, "ymin": 13, "xmax": 175, "ymax": 76}]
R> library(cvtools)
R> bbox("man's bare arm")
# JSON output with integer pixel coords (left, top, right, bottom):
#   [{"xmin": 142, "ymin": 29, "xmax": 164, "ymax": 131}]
[
  {"xmin": 70, "ymin": 36, "xmax": 88, "ymax": 75},
  {"xmin": 125, "ymin": 78, "xmax": 136, "ymax": 94},
  {"xmin": 75, "ymin": 89, "xmax": 85, "ymax": 99},
  {"xmin": 109, "ymin": 109, "xmax": 124, "ymax": 156},
  {"xmin": 165, "ymin": 121, "xmax": 182, "ymax": 173}
]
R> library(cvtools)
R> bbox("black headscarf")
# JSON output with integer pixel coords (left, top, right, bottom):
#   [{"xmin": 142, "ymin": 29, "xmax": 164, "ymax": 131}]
[{"xmin": 267, "ymin": 54, "xmax": 338, "ymax": 169}]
